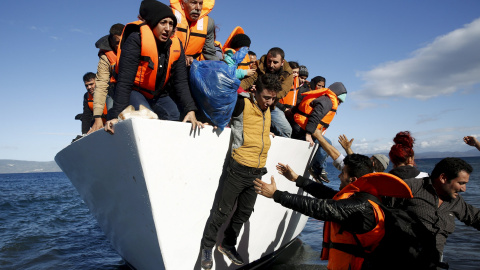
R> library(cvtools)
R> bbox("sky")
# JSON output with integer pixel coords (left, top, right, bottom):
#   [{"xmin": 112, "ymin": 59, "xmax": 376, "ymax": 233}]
[{"xmin": 1, "ymin": 0, "xmax": 479, "ymax": 161}]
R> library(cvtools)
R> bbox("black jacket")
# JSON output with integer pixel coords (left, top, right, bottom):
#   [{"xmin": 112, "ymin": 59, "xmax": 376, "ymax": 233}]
[
  {"xmin": 273, "ymin": 176, "xmax": 377, "ymax": 234},
  {"xmin": 108, "ymin": 32, "xmax": 197, "ymax": 119},
  {"xmin": 82, "ymin": 92, "xmax": 93, "ymax": 134}
]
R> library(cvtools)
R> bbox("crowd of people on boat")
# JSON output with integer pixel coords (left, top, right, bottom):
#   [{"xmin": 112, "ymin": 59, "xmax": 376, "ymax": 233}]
[{"xmin": 76, "ymin": 0, "xmax": 480, "ymax": 269}]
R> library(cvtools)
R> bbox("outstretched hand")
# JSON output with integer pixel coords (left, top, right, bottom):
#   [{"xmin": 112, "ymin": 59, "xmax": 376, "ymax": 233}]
[
  {"xmin": 338, "ymin": 134, "xmax": 354, "ymax": 155},
  {"xmin": 464, "ymin": 136, "xmax": 480, "ymax": 150},
  {"xmin": 276, "ymin": 163, "xmax": 298, "ymax": 182},
  {"xmin": 254, "ymin": 176, "xmax": 277, "ymax": 198}
]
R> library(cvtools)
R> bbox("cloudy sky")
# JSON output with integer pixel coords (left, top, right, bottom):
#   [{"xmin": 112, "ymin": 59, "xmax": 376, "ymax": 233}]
[{"xmin": 1, "ymin": 0, "xmax": 479, "ymax": 161}]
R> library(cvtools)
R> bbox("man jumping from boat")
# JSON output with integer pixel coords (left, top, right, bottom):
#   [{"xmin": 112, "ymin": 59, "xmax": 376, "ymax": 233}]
[
  {"xmin": 200, "ymin": 73, "xmax": 282, "ymax": 269},
  {"xmin": 240, "ymin": 47, "xmax": 294, "ymax": 138}
]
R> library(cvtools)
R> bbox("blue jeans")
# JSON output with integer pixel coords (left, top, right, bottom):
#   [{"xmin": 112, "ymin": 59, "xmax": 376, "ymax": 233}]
[
  {"xmin": 106, "ymin": 95, "xmax": 114, "ymax": 110},
  {"xmin": 129, "ymin": 91, "xmax": 181, "ymax": 121},
  {"xmin": 311, "ymin": 136, "xmax": 332, "ymax": 175},
  {"xmin": 270, "ymin": 106, "xmax": 292, "ymax": 138}
]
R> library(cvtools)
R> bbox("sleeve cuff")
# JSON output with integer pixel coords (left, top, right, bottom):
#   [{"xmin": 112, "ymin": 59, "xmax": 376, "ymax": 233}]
[{"xmin": 273, "ymin": 190, "xmax": 285, "ymax": 202}]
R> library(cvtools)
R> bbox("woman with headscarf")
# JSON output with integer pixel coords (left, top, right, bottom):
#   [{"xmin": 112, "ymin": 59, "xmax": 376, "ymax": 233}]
[{"xmin": 105, "ymin": 0, "xmax": 202, "ymax": 134}]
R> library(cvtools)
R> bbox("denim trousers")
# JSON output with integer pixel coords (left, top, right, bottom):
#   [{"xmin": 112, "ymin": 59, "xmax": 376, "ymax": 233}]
[
  {"xmin": 129, "ymin": 90, "xmax": 181, "ymax": 121},
  {"xmin": 202, "ymin": 159, "xmax": 267, "ymax": 249},
  {"xmin": 310, "ymin": 136, "xmax": 332, "ymax": 175},
  {"xmin": 291, "ymin": 123, "xmax": 331, "ymax": 175},
  {"xmin": 270, "ymin": 107, "xmax": 292, "ymax": 138}
]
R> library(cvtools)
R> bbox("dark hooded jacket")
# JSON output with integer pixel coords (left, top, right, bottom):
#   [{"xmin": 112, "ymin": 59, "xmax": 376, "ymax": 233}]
[{"xmin": 293, "ymin": 82, "xmax": 347, "ymax": 134}]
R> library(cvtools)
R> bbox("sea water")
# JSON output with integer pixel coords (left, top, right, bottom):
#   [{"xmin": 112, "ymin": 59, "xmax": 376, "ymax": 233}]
[{"xmin": 1, "ymin": 157, "xmax": 479, "ymax": 269}]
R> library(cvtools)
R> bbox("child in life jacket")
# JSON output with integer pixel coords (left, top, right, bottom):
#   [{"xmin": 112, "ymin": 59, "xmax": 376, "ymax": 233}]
[{"xmin": 223, "ymin": 33, "xmax": 255, "ymax": 80}]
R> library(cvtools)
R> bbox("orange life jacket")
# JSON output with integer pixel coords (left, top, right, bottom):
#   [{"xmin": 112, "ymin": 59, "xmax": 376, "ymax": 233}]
[
  {"xmin": 279, "ymin": 76, "xmax": 300, "ymax": 106},
  {"xmin": 293, "ymin": 88, "xmax": 338, "ymax": 134},
  {"xmin": 222, "ymin": 26, "xmax": 251, "ymax": 70},
  {"xmin": 87, "ymin": 93, "xmax": 108, "ymax": 123},
  {"xmin": 321, "ymin": 173, "xmax": 413, "ymax": 270},
  {"xmin": 115, "ymin": 21, "xmax": 182, "ymax": 99},
  {"xmin": 171, "ymin": 0, "xmax": 215, "ymax": 60},
  {"xmin": 98, "ymin": 49, "xmax": 117, "ymax": 84}
]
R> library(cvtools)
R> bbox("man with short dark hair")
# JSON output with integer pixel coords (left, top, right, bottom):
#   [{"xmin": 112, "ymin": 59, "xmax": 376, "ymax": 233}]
[
  {"xmin": 254, "ymin": 154, "xmax": 414, "ymax": 269},
  {"xmin": 240, "ymin": 47, "xmax": 294, "ymax": 137},
  {"xmin": 81, "ymin": 72, "xmax": 98, "ymax": 134},
  {"xmin": 200, "ymin": 73, "xmax": 282, "ymax": 270},
  {"xmin": 170, "ymin": 0, "xmax": 219, "ymax": 66},
  {"xmin": 89, "ymin": 23, "xmax": 125, "ymax": 133},
  {"xmin": 247, "ymin": 50, "xmax": 257, "ymax": 69},
  {"xmin": 399, "ymin": 157, "xmax": 480, "ymax": 263}
]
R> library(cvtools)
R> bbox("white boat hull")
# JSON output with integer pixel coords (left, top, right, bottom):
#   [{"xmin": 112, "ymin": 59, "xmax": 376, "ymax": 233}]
[{"xmin": 55, "ymin": 119, "xmax": 316, "ymax": 269}]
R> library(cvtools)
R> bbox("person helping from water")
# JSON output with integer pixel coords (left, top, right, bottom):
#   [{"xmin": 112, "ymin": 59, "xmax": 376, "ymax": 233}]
[
  {"xmin": 397, "ymin": 157, "xmax": 480, "ymax": 267},
  {"xmin": 254, "ymin": 154, "xmax": 415, "ymax": 270},
  {"xmin": 105, "ymin": 0, "xmax": 203, "ymax": 134}
]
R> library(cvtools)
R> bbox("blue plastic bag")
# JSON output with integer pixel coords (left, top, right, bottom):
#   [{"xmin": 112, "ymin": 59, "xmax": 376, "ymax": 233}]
[{"xmin": 189, "ymin": 58, "xmax": 243, "ymax": 130}]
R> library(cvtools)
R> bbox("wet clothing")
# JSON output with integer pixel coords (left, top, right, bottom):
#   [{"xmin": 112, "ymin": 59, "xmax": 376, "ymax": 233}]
[
  {"xmin": 401, "ymin": 177, "xmax": 480, "ymax": 257},
  {"xmin": 108, "ymin": 30, "xmax": 196, "ymax": 120},
  {"xmin": 201, "ymin": 93, "xmax": 271, "ymax": 249}
]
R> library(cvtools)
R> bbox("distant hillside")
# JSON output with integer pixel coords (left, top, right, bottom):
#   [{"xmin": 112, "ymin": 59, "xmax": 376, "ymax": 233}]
[
  {"xmin": 415, "ymin": 149, "xmax": 480, "ymax": 159},
  {"xmin": 0, "ymin": 160, "xmax": 61, "ymax": 174},
  {"xmin": 1, "ymin": 149, "xmax": 479, "ymax": 174}
]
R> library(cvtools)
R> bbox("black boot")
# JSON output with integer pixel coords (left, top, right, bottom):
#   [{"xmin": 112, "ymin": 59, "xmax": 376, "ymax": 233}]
[
  {"xmin": 201, "ymin": 248, "xmax": 213, "ymax": 269},
  {"xmin": 218, "ymin": 244, "xmax": 244, "ymax": 265}
]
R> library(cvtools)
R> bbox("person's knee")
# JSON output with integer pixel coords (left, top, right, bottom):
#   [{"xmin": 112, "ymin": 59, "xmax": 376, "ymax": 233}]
[{"xmin": 211, "ymin": 208, "xmax": 230, "ymax": 226}]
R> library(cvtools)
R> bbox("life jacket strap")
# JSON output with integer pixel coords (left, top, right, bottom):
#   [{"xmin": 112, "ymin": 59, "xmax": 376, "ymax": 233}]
[
  {"xmin": 189, "ymin": 52, "xmax": 202, "ymax": 59},
  {"xmin": 139, "ymin": 56, "xmax": 154, "ymax": 70}
]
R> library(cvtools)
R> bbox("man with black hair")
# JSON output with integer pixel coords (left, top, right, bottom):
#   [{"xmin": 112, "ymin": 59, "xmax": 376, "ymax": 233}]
[
  {"xmin": 200, "ymin": 74, "xmax": 282, "ymax": 269},
  {"xmin": 247, "ymin": 51, "xmax": 257, "ymax": 69},
  {"xmin": 254, "ymin": 154, "xmax": 413, "ymax": 269},
  {"xmin": 89, "ymin": 23, "xmax": 125, "ymax": 133},
  {"xmin": 399, "ymin": 157, "xmax": 480, "ymax": 263},
  {"xmin": 240, "ymin": 47, "xmax": 294, "ymax": 137},
  {"xmin": 81, "ymin": 72, "xmax": 97, "ymax": 134}
]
